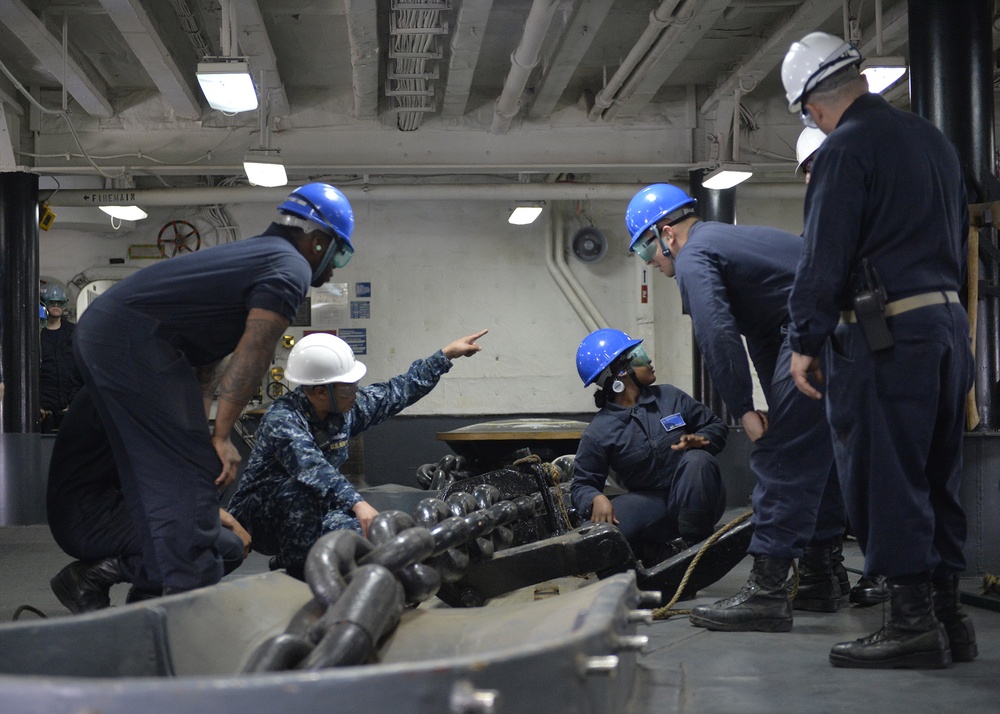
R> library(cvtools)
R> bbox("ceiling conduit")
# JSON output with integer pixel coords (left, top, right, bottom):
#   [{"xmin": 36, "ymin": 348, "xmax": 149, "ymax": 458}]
[
  {"xmin": 490, "ymin": 0, "xmax": 561, "ymax": 135},
  {"xmin": 43, "ymin": 182, "xmax": 806, "ymax": 207},
  {"xmin": 587, "ymin": 0, "xmax": 685, "ymax": 121}
]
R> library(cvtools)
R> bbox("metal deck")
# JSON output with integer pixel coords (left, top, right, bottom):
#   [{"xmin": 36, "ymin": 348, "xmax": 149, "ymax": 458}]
[{"xmin": 0, "ymin": 524, "xmax": 996, "ymax": 713}]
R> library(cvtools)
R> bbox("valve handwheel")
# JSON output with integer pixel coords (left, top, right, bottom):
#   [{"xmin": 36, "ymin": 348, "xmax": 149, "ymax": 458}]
[{"xmin": 157, "ymin": 220, "xmax": 202, "ymax": 257}]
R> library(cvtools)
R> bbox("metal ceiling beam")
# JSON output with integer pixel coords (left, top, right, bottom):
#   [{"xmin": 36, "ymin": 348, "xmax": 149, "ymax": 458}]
[
  {"xmin": 344, "ymin": 0, "xmax": 379, "ymax": 118},
  {"xmin": 97, "ymin": 0, "xmax": 201, "ymax": 119},
  {"xmin": 528, "ymin": 0, "xmax": 615, "ymax": 118},
  {"xmin": 700, "ymin": 0, "xmax": 843, "ymax": 115},
  {"xmin": 0, "ymin": 104, "xmax": 17, "ymax": 169},
  {"xmin": 441, "ymin": 0, "xmax": 494, "ymax": 118},
  {"xmin": 0, "ymin": 0, "xmax": 113, "ymax": 117},
  {"xmin": 231, "ymin": 0, "xmax": 290, "ymax": 118},
  {"xmin": 605, "ymin": 0, "xmax": 731, "ymax": 120}
]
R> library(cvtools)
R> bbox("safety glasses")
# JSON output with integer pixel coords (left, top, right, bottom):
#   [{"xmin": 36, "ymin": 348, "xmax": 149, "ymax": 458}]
[
  {"xmin": 331, "ymin": 239, "xmax": 354, "ymax": 269},
  {"xmin": 44, "ymin": 300, "xmax": 67, "ymax": 308},
  {"xmin": 634, "ymin": 224, "xmax": 671, "ymax": 262},
  {"xmin": 625, "ymin": 345, "xmax": 651, "ymax": 368}
]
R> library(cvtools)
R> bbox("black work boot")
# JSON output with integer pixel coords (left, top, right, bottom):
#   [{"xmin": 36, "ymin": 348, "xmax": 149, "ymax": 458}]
[
  {"xmin": 830, "ymin": 536, "xmax": 850, "ymax": 597},
  {"xmin": 635, "ymin": 538, "xmax": 689, "ymax": 568},
  {"xmin": 126, "ymin": 586, "xmax": 162, "ymax": 604},
  {"xmin": 829, "ymin": 575, "xmax": 952, "ymax": 669},
  {"xmin": 689, "ymin": 556, "xmax": 793, "ymax": 632},
  {"xmin": 50, "ymin": 558, "xmax": 127, "ymax": 614},
  {"xmin": 791, "ymin": 540, "xmax": 843, "ymax": 613},
  {"xmin": 677, "ymin": 508, "xmax": 716, "ymax": 544},
  {"xmin": 932, "ymin": 574, "xmax": 977, "ymax": 663},
  {"xmin": 850, "ymin": 574, "xmax": 891, "ymax": 606}
]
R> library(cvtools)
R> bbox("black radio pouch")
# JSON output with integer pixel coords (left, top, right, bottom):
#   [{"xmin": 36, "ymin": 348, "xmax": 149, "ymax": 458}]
[{"xmin": 853, "ymin": 258, "xmax": 894, "ymax": 352}]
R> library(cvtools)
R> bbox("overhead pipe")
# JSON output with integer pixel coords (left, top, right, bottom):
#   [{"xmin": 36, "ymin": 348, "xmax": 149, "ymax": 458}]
[
  {"xmin": 490, "ymin": 0, "xmax": 561, "ymax": 135},
  {"xmin": 587, "ymin": 0, "xmax": 685, "ymax": 121},
  {"xmin": 597, "ymin": 0, "xmax": 700, "ymax": 121},
  {"xmin": 43, "ymin": 181, "xmax": 805, "ymax": 208}
]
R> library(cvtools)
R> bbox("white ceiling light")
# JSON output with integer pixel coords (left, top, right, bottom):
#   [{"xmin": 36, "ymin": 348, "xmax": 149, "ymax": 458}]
[
  {"xmin": 196, "ymin": 59, "xmax": 258, "ymax": 113},
  {"xmin": 861, "ymin": 0, "xmax": 907, "ymax": 95},
  {"xmin": 860, "ymin": 57, "xmax": 907, "ymax": 94},
  {"xmin": 243, "ymin": 149, "xmax": 287, "ymax": 187},
  {"xmin": 508, "ymin": 204, "xmax": 544, "ymax": 225},
  {"xmin": 701, "ymin": 162, "xmax": 754, "ymax": 191},
  {"xmin": 99, "ymin": 205, "xmax": 148, "ymax": 221}
]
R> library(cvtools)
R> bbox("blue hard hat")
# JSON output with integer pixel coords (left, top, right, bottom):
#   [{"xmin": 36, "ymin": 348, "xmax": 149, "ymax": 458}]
[
  {"xmin": 625, "ymin": 183, "xmax": 697, "ymax": 249},
  {"xmin": 40, "ymin": 284, "xmax": 67, "ymax": 304},
  {"xmin": 278, "ymin": 183, "xmax": 356, "ymax": 280},
  {"xmin": 278, "ymin": 183, "xmax": 354, "ymax": 246},
  {"xmin": 576, "ymin": 328, "xmax": 643, "ymax": 387}
]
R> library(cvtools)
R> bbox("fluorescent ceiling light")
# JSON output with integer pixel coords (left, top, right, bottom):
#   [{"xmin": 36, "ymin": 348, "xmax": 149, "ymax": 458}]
[
  {"xmin": 860, "ymin": 57, "xmax": 907, "ymax": 94},
  {"xmin": 701, "ymin": 163, "xmax": 753, "ymax": 191},
  {"xmin": 99, "ymin": 205, "xmax": 148, "ymax": 221},
  {"xmin": 244, "ymin": 150, "xmax": 288, "ymax": 187},
  {"xmin": 508, "ymin": 205, "xmax": 544, "ymax": 225},
  {"xmin": 196, "ymin": 59, "xmax": 258, "ymax": 113}
]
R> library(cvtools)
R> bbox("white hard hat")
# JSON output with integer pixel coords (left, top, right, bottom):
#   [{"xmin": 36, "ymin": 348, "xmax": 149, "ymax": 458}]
[
  {"xmin": 782, "ymin": 31, "xmax": 862, "ymax": 114},
  {"xmin": 795, "ymin": 127, "xmax": 827, "ymax": 176},
  {"xmin": 285, "ymin": 333, "xmax": 367, "ymax": 385}
]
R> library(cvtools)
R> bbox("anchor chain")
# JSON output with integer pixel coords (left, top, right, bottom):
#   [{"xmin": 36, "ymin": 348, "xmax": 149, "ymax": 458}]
[{"xmin": 243, "ymin": 486, "xmax": 539, "ymax": 674}]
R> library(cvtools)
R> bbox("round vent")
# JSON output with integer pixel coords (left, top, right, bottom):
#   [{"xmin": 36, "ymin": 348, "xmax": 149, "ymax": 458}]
[{"xmin": 571, "ymin": 226, "xmax": 608, "ymax": 264}]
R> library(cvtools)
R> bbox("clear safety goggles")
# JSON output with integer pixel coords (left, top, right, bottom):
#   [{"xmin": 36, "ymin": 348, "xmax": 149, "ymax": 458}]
[
  {"xmin": 634, "ymin": 224, "xmax": 671, "ymax": 263},
  {"xmin": 625, "ymin": 345, "xmax": 651, "ymax": 368},
  {"xmin": 43, "ymin": 299, "xmax": 67, "ymax": 307},
  {"xmin": 330, "ymin": 238, "xmax": 354, "ymax": 269}
]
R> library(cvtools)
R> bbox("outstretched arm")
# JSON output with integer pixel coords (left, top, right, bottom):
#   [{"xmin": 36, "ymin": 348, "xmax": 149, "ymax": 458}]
[{"xmin": 442, "ymin": 329, "xmax": 488, "ymax": 359}]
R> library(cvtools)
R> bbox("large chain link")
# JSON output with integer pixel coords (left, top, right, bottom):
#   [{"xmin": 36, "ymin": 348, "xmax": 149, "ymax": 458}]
[{"xmin": 242, "ymin": 486, "xmax": 540, "ymax": 674}]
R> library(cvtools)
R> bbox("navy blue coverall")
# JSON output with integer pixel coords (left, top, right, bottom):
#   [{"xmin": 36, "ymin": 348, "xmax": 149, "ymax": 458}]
[
  {"xmin": 789, "ymin": 92, "xmax": 973, "ymax": 579},
  {"xmin": 228, "ymin": 352, "xmax": 453, "ymax": 572},
  {"xmin": 72, "ymin": 225, "xmax": 311, "ymax": 592},
  {"xmin": 47, "ymin": 388, "xmax": 246, "ymax": 593},
  {"xmin": 39, "ymin": 320, "xmax": 83, "ymax": 432},
  {"xmin": 674, "ymin": 221, "xmax": 846, "ymax": 559},
  {"xmin": 571, "ymin": 385, "xmax": 728, "ymax": 547}
]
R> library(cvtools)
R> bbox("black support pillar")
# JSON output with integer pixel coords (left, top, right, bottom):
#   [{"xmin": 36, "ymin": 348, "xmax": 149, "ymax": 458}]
[
  {"xmin": 908, "ymin": 0, "xmax": 998, "ymax": 428},
  {"xmin": 689, "ymin": 169, "xmax": 737, "ymax": 424},
  {"xmin": 0, "ymin": 171, "xmax": 45, "ymax": 525}
]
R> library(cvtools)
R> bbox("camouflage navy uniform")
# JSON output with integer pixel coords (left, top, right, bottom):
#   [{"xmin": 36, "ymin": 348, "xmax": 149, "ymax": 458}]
[{"xmin": 228, "ymin": 350, "xmax": 453, "ymax": 572}]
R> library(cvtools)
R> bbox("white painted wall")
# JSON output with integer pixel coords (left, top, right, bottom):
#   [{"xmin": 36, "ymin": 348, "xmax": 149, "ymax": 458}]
[{"xmin": 39, "ymin": 193, "xmax": 805, "ymax": 417}]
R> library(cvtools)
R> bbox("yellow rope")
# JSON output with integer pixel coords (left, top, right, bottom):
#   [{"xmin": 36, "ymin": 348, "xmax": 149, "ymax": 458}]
[
  {"xmin": 653, "ymin": 509, "xmax": 760, "ymax": 620},
  {"xmin": 983, "ymin": 573, "xmax": 1000, "ymax": 596}
]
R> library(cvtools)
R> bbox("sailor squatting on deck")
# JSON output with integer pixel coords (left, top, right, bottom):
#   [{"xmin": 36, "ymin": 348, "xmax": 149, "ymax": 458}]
[{"xmin": 227, "ymin": 330, "xmax": 486, "ymax": 579}]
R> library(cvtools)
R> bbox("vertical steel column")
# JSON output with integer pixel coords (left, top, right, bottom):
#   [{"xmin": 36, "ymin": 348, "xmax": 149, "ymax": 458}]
[
  {"xmin": 688, "ymin": 169, "xmax": 736, "ymax": 424},
  {"xmin": 0, "ymin": 172, "xmax": 45, "ymax": 525},
  {"xmin": 908, "ymin": 0, "xmax": 997, "ymax": 427},
  {"xmin": 0, "ymin": 171, "xmax": 39, "ymax": 433}
]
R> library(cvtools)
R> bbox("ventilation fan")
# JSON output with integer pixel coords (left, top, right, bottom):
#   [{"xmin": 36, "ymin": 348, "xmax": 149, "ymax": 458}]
[{"xmin": 570, "ymin": 226, "xmax": 608, "ymax": 263}]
